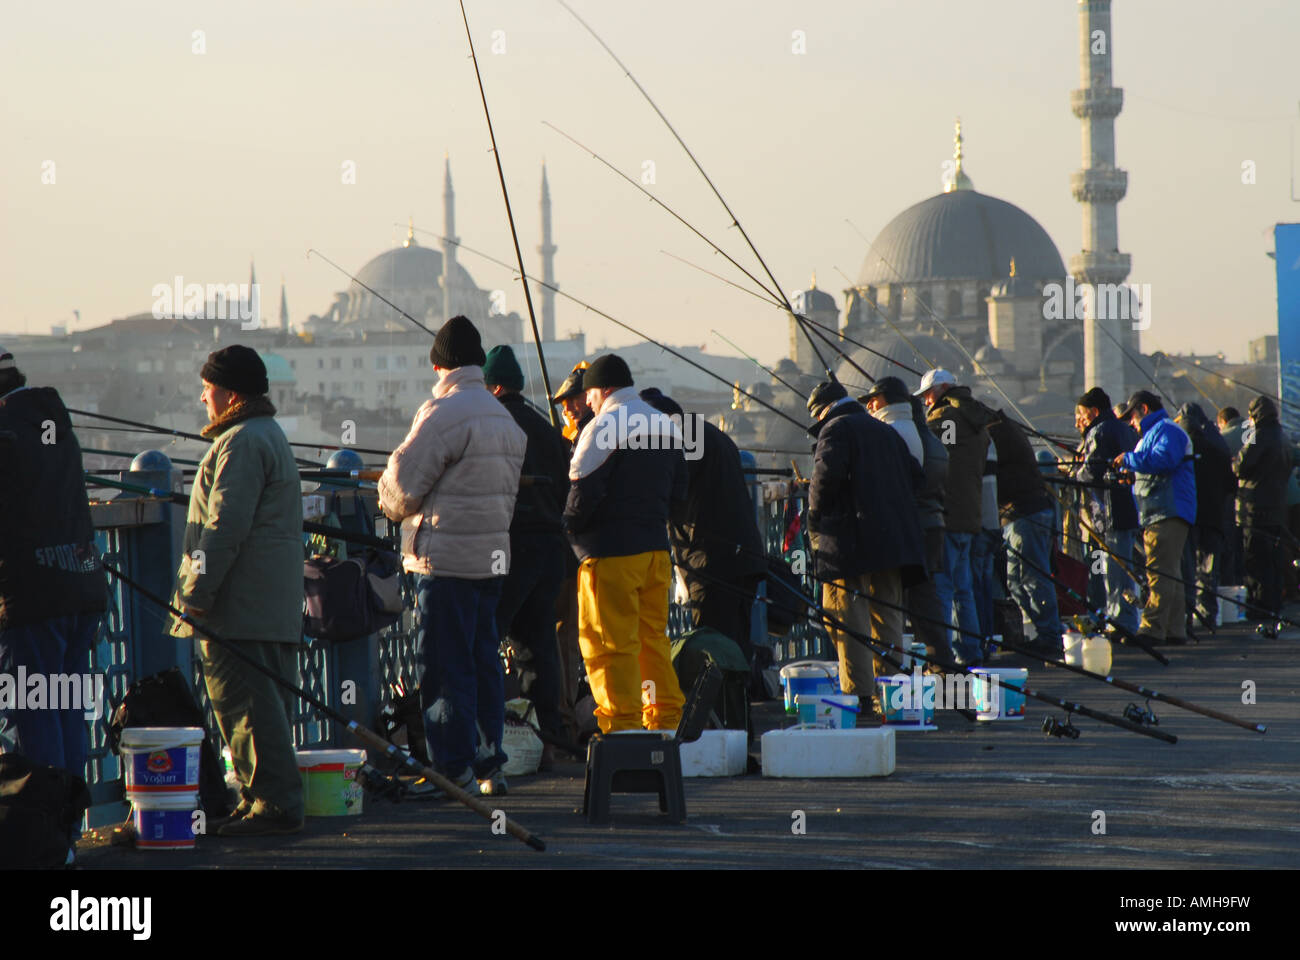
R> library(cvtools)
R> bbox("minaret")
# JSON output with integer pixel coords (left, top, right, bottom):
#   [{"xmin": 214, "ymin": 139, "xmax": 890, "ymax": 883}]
[
  {"xmin": 537, "ymin": 163, "xmax": 558, "ymax": 342},
  {"xmin": 1070, "ymin": 0, "xmax": 1133, "ymax": 400},
  {"xmin": 279, "ymin": 276, "xmax": 289, "ymax": 331},
  {"xmin": 441, "ymin": 154, "xmax": 457, "ymax": 323}
]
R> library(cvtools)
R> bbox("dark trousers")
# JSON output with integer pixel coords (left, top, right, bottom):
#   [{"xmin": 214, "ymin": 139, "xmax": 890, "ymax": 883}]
[
  {"xmin": 415, "ymin": 575, "xmax": 506, "ymax": 780},
  {"xmin": 495, "ymin": 533, "xmax": 567, "ymax": 740},
  {"xmin": 907, "ymin": 527, "xmax": 952, "ymax": 662},
  {"xmin": 683, "ymin": 571, "xmax": 760, "ymax": 663},
  {"xmin": 1243, "ymin": 525, "xmax": 1286, "ymax": 621},
  {"xmin": 1182, "ymin": 525, "xmax": 1223, "ymax": 625}
]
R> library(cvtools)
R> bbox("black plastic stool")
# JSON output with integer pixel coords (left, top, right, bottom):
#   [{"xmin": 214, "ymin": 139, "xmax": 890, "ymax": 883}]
[{"xmin": 581, "ymin": 663, "xmax": 722, "ymax": 824}]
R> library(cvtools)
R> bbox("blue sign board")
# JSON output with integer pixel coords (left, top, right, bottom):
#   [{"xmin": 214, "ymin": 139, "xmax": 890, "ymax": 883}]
[{"xmin": 1277, "ymin": 223, "xmax": 1300, "ymax": 434}]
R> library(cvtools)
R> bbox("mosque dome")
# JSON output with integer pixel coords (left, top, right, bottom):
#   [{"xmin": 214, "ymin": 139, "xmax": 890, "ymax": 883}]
[{"xmin": 350, "ymin": 233, "xmax": 479, "ymax": 302}]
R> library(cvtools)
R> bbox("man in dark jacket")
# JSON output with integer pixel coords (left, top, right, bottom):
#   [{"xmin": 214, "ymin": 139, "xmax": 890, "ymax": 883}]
[
  {"xmin": 1074, "ymin": 387, "xmax": 1140, "ymax": 635},
  {"xmin": 919, "ymin": 369, "xmax": 996, "ymax": 665},
  {"xmin": 808, "ymin": 380, "xmax": 924, "ymax": 699},
  {"xmin": 564, "ymin": 355, "xmax": 688, "ymax": 733},
  {"xmin": 1176, "ymin": 403, "xmax": 1235, "ymax": 630},
  {"xmin": 1217, "ymin": 407, "xmax": 1247, "ymax": 586},
  {"xmin": 483, "ymin": 346, "xmax": 571, "ymax": 760},
  {"xmin": 0, "ymin": 346, "xmax": 107, "ymax": 783},
  {"xmin": 1235, "ymin": 396, "xmax": 1293, "ymax": 632},
  {"xmin": 987, "ymin": 413, "xmax": 1064, "ymax": 657},
  {"xmin": 640, "ymin": 388, "xmax": 765, "ymax": 662}
]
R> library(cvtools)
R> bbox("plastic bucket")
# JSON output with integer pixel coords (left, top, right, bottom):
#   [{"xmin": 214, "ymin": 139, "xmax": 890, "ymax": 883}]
[
  {"xmin": 875, "ymin": 674, "xmax": 937, "ymax": 730},
  {"xmin": 898, "ymin": 639, "xmax": 928, "ymax": 672},
  {"xmin": 121, "ymin": 727, "xmax": 203, "ymax": 799},
  {"xmin": 297, "ymin": 749, "xmax": 366, "ymax": 816},
  {"xmin": 132, "ymin": 791, "xmax": 198, "ymax": 850},
  {"xmin": 1081, "ymin": 635, "xmax": 1111, "ymax": 675},
  {"xmin": 1063, "ymin": 631, "xmax": 1086, "ymax": 666},
  {"xmin": 1218, "ymin": 586, "xmax": 1247, "ymax": 625},
  {"xmin": 794, "ymin": 694, "xmax": 859, "ymax": 729},
  {"xmin": 972, "ymin": 667, "xmax": 1028, "ymax": 721},
  {"xmin": 780, "ymin": 661, "xmax": 838, "ymax": 713}
]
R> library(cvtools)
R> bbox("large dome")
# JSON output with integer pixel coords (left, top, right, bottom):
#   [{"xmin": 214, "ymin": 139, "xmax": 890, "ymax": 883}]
[
  {"xmin": 350, "ymin": 239, "xmax": 480, "ymax": 297},
  {"xmin": 857, "ymin": 190, "xmax": 1065, "ymax": 286}
]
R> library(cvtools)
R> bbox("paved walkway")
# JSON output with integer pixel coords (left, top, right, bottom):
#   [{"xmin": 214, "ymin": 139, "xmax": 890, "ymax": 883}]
[{"xmin": 75, "ymin": 617, "xmax": 1299, "ymax": 869}]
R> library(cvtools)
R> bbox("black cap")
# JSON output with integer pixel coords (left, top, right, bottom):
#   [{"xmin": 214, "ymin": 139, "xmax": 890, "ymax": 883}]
[
  {"xmin": 807, "ymin": 379, "xmax": 848, "ymax": 420},
  {"xmin": 639, "ymin": 387, "xmax": 683, "ymax": 418},
  {"xmin": 859, "ymin": 376, "xmax": 909, "ymax": 406},
  {"xmin": 552, "ymin": 363, "xmax": 589, "ymax": 403},
  {"xmin": 201, "ymin": 345, "xmax": 269, "ymax": 396},
  {"xmin": 428, "ymin": 315, "xmax": 486, "ymax": 369},
  {"xmin": 1117, "ymin": 389, "xmax": 1162, "ymax": 421},
  {"xmin": 1076, "ymin": 386, "xmax": 1111, "ymax": 412},
  {"xmin": 582, "ymin": 354, "xmax": 634, "ymax": 391}
]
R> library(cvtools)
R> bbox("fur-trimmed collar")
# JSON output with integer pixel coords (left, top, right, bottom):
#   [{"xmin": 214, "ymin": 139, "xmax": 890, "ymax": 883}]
[{"xmin": 201, "ymin": 394, "xmax": 277, "ymax": 439}]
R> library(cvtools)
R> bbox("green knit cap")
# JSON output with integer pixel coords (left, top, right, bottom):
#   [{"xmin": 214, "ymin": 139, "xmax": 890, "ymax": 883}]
[{"xmin": 482, "ymin": 344, "xmax": 524, "ymax": 391}]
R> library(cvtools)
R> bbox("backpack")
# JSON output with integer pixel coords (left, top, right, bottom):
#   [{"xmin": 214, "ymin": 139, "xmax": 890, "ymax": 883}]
[
  {"xmin": 0, "ymin": 754, "xmax": 92, "ymax": 868},
  {"xmin": 106, "ymin": 666, "xmax": 231, "ymax": 818},
  {"xmin": 671, "ymin": 628, "xmax": 750, "ymax": 735},
  {"xmin": 303, "ymin": 549, "xmax": 403, "ymax": 643}
]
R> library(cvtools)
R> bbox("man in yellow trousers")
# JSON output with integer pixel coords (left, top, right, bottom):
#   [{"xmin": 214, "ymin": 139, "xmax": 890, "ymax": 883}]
[{"xmin": 563, "ymin": 354, "xmax": 688, "ymax": 732}]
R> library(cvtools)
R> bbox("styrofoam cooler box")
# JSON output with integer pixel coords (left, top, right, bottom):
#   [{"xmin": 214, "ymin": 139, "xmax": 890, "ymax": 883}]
[
  {"xmin": 761, "ymin": 727, "xmax": 895, "ymax": 778},
  {"xmin": 679, "ymin": 730, "xmax": 747, "ymax": 777}
]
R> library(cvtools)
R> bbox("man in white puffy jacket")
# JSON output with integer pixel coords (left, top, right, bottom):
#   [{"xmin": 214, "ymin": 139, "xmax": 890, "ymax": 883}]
[{"xmin": 379, "ymin": 316, "xmax": 526, "ymax": 796}]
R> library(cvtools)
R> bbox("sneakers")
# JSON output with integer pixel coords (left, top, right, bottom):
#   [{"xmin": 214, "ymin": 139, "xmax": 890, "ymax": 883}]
[
  {"xmin": 408, "ymin": 768, "xmax": 481, "ymax": 801},
  {"xmin": 478, "ymin": 769, "xmax": 508, "ymax": 796},
  {"xmin": 217, "ymin": 801, "xmax": 303, "ymax": 837}
]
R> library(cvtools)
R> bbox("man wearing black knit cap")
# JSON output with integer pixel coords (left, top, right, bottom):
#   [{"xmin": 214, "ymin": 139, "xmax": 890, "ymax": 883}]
[{"xmin": 170, "ymin": 344, "xmax": 305, "ymax": 835}]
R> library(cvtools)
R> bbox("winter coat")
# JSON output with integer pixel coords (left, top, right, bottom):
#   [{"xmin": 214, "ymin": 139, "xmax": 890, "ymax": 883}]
[
  {"xmin": 1234, "ymin": 413, "xmax": 1292, "ymax": 527},
  {"xmin": 1176, "ymin": 404, "xmax": 1235, "ymax": 536},
  {"xmin": 808, "ymin": 399, "xmax": 925, "ymax": 583},
  {"xmin": 0, "ymin": 386, "xmax": 107, "ymax": 630},
  {"xmin": 564, "ymin": 387, "xmax": 688, "ymax": 561},
  {"xmin": 379, "ymin": 365, "xmax": 527, "ymax": 579},
  {"xmin": 171, "ymin": 396, "xmax": 303, "ymax": 642},
  {"xmin": 987, "ymin": 412, "xmax": 1054, "ymax": 523},
  {"xmin": 669, "ymin": 420, "xmax": 766, "ymax": 584},
  {"xmin": 1121, "ymin": 409, "xmax": 1196, "ymax": 526},
  {"xmin": 925, "ymin": 385, "xmax": 995, "ymax": 534},
  {"xmin": 980, "ymin": 441, "xmax": 999, "ymax": 530},
  {"xmin": 871, "ymin": 402, "xmax": 923, "ymax": 466},
  {"xmin": 1075, "ymin": 409, "xmax": 1139, "ymax": 534},
  {"xmin": 873, "ymin": 400, "xmax": 947, "ymax": 532},
  {"xmin": 495, "ymin": 391, "xmax": 570, "ymax": 537},
  {"xmin": 1220, "ymin": 417, "xmax": 1245, "ymax": 458}
]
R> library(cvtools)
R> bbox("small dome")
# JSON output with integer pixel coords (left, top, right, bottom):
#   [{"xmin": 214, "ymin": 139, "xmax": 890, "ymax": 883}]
[{"xmin": 259, "ymin": 352, "xmax": 294, "ymax": 383}]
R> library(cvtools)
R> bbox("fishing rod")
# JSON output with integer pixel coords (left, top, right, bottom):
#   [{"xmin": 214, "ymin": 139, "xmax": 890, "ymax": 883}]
[
  {"xmin": 554, "ymin": 0, "xmax": 839, "ymax": 383},
  {"xmin": 711, "ymin": 329, "xmax": 808, "ymax": 398},
  {"xmin": 305, "ymin": 248, "xmax": 436, "ymax": 337},
  {"xmin": 458, "ymin": 0, "xmax": 558, "ymax": 428},
  {"xmin": 1083, "ymin": 309, "xmax": 1178, "ymax": 408},
  {"xmin": 80, "ymin": 447, "xmax": 205, "ymax": 467},
  {"xmin": 697, "ymin": 567, "xmax": 1176, "ymax": 744},
  {"xmin": 402, "ymin": 224, "xmax": 811, "ymax": 432},
  {"xmin": 100, "ymin": 559, "xmax": 545, "ymax": 850},
  {"xmin": 1162, "ymin": 352, "xmax": 1300, "ymax": 416},
  {"xmin": 1153, "ymin": 352, "xmax": 1220, "ymax": 410},
  {"xmin": 831, "ymin": 262, "xmax": 937, "ymax": 370}
]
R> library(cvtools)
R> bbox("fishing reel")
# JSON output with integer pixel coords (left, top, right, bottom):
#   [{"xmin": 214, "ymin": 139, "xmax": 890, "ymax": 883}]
[
  {"xmin": 1123, "ymin": 700, "xmax": 1159, "ymax": 727},
  {"xmin": 1256, "ymin": 622, "xmax": 1281, "ymax": 639},
  {"xmin": 1041, "ymin": 714, "xmax": 1081, "ymax": 739},
  {"xmin": 355, "ymin": 762, "xmax": 407, "ymax": 803}
]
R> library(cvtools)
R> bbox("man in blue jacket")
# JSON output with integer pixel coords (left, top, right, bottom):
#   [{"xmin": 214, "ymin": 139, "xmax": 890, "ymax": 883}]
[{"xmin": 1113, "ymin": 390, "xmax": 1196, "ymax": 645}]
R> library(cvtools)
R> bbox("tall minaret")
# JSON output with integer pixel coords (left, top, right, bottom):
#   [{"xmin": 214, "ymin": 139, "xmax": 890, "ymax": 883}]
[
  {"xmin": 278, "ymin": 276, "xmax": 289, "ymax": 331},
  {"xmin": 537, "ymin": 163, "xmax": 557, "ymax": 342},
  {"xmin": 1070, "ymin": 0, "xmax": 1133, "ymax": 400},
  {"xmin": 441, "ymin": 154, "xmax": 458, "ymax": 323}
]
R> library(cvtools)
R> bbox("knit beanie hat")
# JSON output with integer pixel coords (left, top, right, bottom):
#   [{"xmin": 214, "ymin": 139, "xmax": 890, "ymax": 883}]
[
  {"xmin": 429, "ymin": 315, "xmax": 486, "ymax": 369},
  {"xmin": 807, "ymin": 379, "xmax": 848, "ymax": 419},
  {"xmin": 201, "ymin": 345, "xmax": 268, "ymax": 396},
  {"xmin": 1076, "ymin": 386, "xmax": 1111, "ymax": 413},
  {"xmin": 482, "ymin": 344, "xmax": 524, "ymax": 391},
  {"xmin": 582, "ymin": 354, "xmax": 633, "ymax": 391},
  {"xmin": 1248, "ymin": 395, "xmax": 1278, "ymax": 424}
]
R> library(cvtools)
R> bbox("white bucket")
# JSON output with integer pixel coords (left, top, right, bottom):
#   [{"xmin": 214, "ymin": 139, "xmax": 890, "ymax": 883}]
[
  {"xmin": 794, "ymin": 694, "xmax": 859, "ymax": 729},
  {"xmin": 897, "ymin": 639, "xmax": 928, "ymax": 672},
  {"xmin": 1063, "ymin": 631, "xmax": 1086, "ymax": 666},
  {"xmin": 971, "ymin": 667, "xmax": 1028, "ymax": 721},
  {"xmin": 1082, "ymin": 635, "xmax": 1112, "ymax": 675},
  {"xmin": 131, "ymin": 791, "xmax": 199, "ymax": 850},
  {"xmin": 780, "ymin": 660, "xmax": 839, "ymax": 713},
  {"xmin": 1218, "ymin": 586, "xmax": 1248, "ymax": 625},
  {"xmin": 121, "ymin": 727, "xmax": 203, "ymax": 800}
]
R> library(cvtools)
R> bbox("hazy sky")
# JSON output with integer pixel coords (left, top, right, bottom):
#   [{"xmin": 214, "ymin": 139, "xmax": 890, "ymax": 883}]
[{"xmin": 3, "ymin": 0, "xmax": 1298, "ymax": 365}]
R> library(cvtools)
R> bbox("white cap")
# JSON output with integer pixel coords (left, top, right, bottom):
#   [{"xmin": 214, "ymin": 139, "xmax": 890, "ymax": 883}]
[
  {"xmin": 0, "ymin": 345, "xmax": 14, "ymax": 371},
  {"xmin": 914, "ymin": 367, "xmax": 956, "ymax": 396}
]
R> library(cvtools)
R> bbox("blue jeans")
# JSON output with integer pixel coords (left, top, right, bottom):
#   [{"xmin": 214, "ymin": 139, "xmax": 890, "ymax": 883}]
[
  {"xmin": 0, "ymin": 614, "xmax": 100, "ymax": 776},
  {"xmin": 933, "ymin": 532, "xmax": 982, "ymax": 663},
  {"xmin": 414, "ymin": 575, "xmax": 506, "ymax": 780},
  {"xmin": 1103, "ymin": 528, "xmax": 1140, "ymax": 633},
  {"xmin": 1003, "ymin": 510, "xmax": 1064, "ymax": 651},
  {"xmin": 971, "ymin": 529, "xmax": 998, "ymax": 638}
]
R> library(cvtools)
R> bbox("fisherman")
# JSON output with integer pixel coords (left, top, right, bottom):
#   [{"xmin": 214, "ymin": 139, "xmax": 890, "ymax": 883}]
[
  {"xmin": 917, "ymin": 368, "xmax": 996, "ymax": 666},
  {"xmin": 482, "ymin": 345, "xmax": 571, "ymax": 769},
  {"xmin": 987, "ymin": 412, "xmax": 1065, "ymax": 658},
  {"xmin": 170, "ymin": 345, "xmax": 305, "ymax": 835},
  {"xmin": 1233, "ymin": 396, "xmax": 1293, "ymax": 634},
  {"xmin": 1112, "ymin": 390, "xmax": 1197, "ymax": 646},
  {"xmin": 807, "ymin": 380, "xmax": 924, "ymax": 703},
  {"xmin": 860, "ymin": 377, "xmax": 951, "ymax": 664},
  {"xmin": 639, "ymin": 387, "xmax": 765, "ymax": 663},
  {"xmin": 0, "ymin": 345, "xmax": 108, "ymax": 791},
  {"xmin": 564, "ymin": 355, "xmax": 687, "ymax": 733},
  {"xmin": 378, "ymin": 317, "xmax": 526, "ymax": 795},
  {"xmin": 554, "ymin": 361, "xmax": 594, "ymax": 444},
  {"xmin": 1216, "ymin": 406, "xmax": 1247, "ymax": 587},
  {"xmin": 1074, "ymin": 387, "xmax": 1140, "ymax": 638},
  {"xmin": 1176, "ymin": 403, "xmax": 1235, "ymax": 632}
]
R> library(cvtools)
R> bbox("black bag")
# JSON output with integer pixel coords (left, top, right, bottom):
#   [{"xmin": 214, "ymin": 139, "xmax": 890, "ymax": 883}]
[
  {"xmin": 764, "ymin": 557, "xmax": 810, "ymax": 635},
  {"xmin": 671, "ymin": 628, "xmax": 750, "ymax": 736},
  {"xmin": 107, "ymin": 666, "xmax": 231, "ymax": 818},
  {"xmin": 0, "ymin": 754, "xmax": 91, "ymax": 868},
  {"xmin": 303, "ymin": 549, "xmax": 403, "ymax": 643}
]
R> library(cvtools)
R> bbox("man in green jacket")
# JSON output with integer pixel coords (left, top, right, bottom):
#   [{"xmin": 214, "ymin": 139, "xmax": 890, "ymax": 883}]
[{"xmin": 170, "ymin": 345, "xmax": 305, "ymax": 836}]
